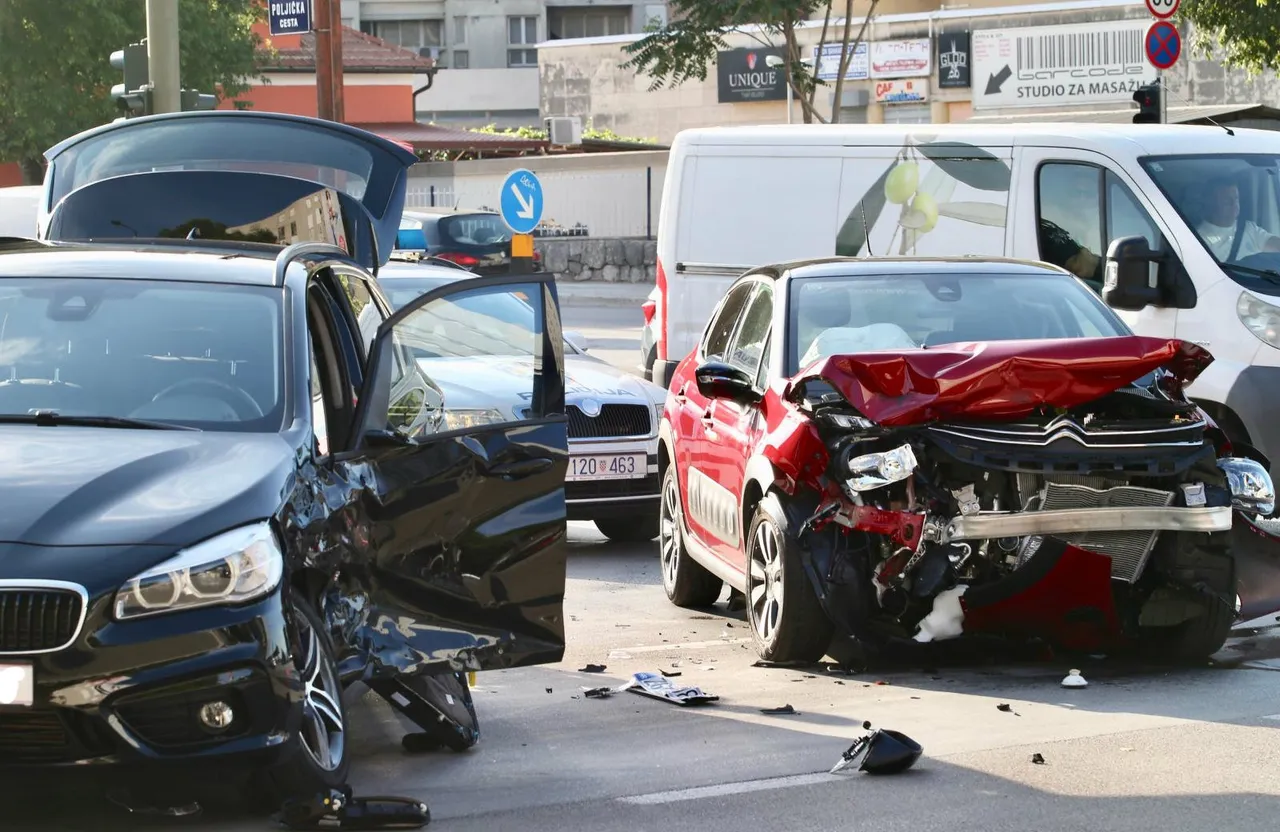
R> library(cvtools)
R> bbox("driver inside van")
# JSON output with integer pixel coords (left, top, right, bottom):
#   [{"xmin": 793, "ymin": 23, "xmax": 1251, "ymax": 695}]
[{"xmin": 1195, "ymin": 177, "xmax": 1280, "ymax": 262}]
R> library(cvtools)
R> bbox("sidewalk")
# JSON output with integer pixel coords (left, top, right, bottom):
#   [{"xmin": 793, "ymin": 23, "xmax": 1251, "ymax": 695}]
[{"xmin": 553, "ymin": 278, "xmax": 652, "ymax": 308}]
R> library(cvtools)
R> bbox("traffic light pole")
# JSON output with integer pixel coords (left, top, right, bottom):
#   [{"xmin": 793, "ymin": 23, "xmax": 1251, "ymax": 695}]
[{"xmin": 146, "ymin": 0, "xmax": 181, "ymax": 114}]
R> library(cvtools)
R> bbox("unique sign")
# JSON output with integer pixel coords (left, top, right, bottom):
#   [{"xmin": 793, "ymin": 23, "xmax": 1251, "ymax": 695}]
[
  {"xmin": 971, "ymin": 19, "xmax": 1159, "ymax": 109},
  {"xmin": 500, "ymin": 168, "xmax": 543, "ymax": 235},
  {"xmin": 1145, "ymin": 20, "xmax": 1181, "ymax": 70},
  {"xmin": 937, "ymin": 31, "xmax": 971, "ymax": 88},
  {"xmin": 874, "ymin": 78, "xmax": 929, "ymax": 104},
  {"xmin": 716, "ymin": 48, "xmax": 788, "ymax": 103},
  {"xmin": 869, "ymin": 39, "xmax": 932, "ymax": 78},
  {"xmin": 813, "ymin": 41, "xmax": 870, "ymax": 81},
  {"xmin": 1145, "ymin": 0, "xmax": 1180, "ymax": 19},
  {"xmin": 268, "ymin": 0, "xmax": 312, "ymax": 36}
]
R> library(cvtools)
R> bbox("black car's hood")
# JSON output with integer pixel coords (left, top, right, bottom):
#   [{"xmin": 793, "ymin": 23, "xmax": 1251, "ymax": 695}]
[{"xmin": 0, "ymin": 426, "xmax": 297, "ymax": 547}]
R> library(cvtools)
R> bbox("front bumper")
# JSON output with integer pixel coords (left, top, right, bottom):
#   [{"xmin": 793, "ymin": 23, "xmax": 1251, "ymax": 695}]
[
  {"xmin": 0, "ymin": 584, "xmax": 300, "ymax": 772},
  {"xmin": 566, "ymin": 437, "xmax": 660, "ymax": 521}
]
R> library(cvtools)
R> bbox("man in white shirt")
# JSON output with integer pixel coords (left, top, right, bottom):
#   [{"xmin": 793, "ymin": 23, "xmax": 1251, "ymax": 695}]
[{"xmin": 1196, "ymin": 178, "xmax": 1280, "ymax": 261}]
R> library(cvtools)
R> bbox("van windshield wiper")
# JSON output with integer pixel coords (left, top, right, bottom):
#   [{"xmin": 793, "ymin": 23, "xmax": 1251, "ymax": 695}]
[
  {"xmin": 1221, "ymin": 261, "xmax": 1280, "ymax": 285},
  {"xmin": 0, "ymin": 412, "xmax": 200, "ymax": 430}
]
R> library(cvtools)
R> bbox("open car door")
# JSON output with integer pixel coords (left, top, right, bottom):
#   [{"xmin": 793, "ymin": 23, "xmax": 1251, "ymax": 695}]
[{"xmin": 344, "ymin": 273, "xmax": 570, "ymax": 675}]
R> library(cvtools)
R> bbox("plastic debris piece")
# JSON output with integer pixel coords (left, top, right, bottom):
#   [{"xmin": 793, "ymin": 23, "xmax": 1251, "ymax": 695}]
[
  {"xmin": 1061, "ymin": 669, "xmax": 1088, "ymax": 688},
  {"xmin": 275, "ymin": 786, "xmax": 430, "ymax": 830},
  {"xmin": 760, "ymin": 704, "xmax": 798, "ymax": 715},
  {"xmin": 106, "ymin": 791, "xmax": 201, "ymax": 818},
  {"xmin": 1031, "ymin": 753, "xmax": 1046, "ymax": 764},
  {"xmin": 545, "ymin": 688, "xmax": 553, "ymax": 694},
  {"xmin": 620, "ymin": 671, "xmax": 719, "ymax": 706},
  {"xmin": 912, "ymin": 585, "xmax": 968, "ymax": 642},
  {"xmin": 579, "ymin": 664, "xmax": 607, "ymax": 673},
  {"xmin": 830, "ymin": 723, "xmax": 923, "ymax": 775},
  {"xmin": 582, "ymin": 686, "xmax": 616, "ymax": 699},
  {"xmin": 659, "ymin": 669, "xmax": 683, "ymax": 678}
]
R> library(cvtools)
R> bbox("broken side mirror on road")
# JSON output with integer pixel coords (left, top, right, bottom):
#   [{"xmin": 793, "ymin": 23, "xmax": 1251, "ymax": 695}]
[
  {"xmin": 830, "ymin": 721, "xmax": 923, "ymax": 776},
  {"xmin": 695, "ymin": 361, "xmax": 762, "ymax": 405}
]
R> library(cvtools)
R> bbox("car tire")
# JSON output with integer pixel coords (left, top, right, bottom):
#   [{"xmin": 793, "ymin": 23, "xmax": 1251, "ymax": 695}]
[
  {"xmin": 595, "ymin": 513, "xmax": 659, "ymax": 543},
  {"xmin": 643, "ymin": 345, "xmax": 657, "ymax": 382},
  {"xmin": 659, "ymin": 466, "xmax": 723, "ymax": 607},
  {"xmin": 745, "ymin": 493, "xmax": 834, "ymax": 664},
  {"xmin": 1148, "ymin": 594, "xmax": 1235, "ymax": 664},
  {"xmin": 258, "ymin": 595, "xmax": 351, "ymax": 805}
]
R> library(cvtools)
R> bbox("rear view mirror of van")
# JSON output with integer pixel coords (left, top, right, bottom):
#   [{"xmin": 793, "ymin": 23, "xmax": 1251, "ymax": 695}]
[{"xmin": 1103, "ymin": 236, "xmax": 1163, "ymax": 311}]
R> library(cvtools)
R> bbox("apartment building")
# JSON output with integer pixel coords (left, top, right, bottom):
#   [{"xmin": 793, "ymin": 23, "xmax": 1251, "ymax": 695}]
[{"xmin": 346, "ymin": 1, "xmax": 669, "ymax": 127}]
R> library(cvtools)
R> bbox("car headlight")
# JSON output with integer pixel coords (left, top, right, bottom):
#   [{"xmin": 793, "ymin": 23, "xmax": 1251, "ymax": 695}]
[
  {"xmin": 1218, "ymin": 456, "xmax": 1276, "ymax": 516},
  {"xmin": 114, "ymin": 522, "xmax": 284, "ymax": 621},
  {"xmin": 844, "ymin": 443, "xmax": 918, "ymax": 493},
  {"xmin": 1237, "ymin": 291, "xmax": 1280, "ymax": 349},
  {"xmin": 442, "ymin": 408, "xmax": 506, "ymax": 431}
]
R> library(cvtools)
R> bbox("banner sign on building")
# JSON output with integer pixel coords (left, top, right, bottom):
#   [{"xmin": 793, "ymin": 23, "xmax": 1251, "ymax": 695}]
[
  {"xmin": 971, "ymin": 19, "xmax": 1159, "ymax": 109},
  {"xmin": 938, "ymin": 31, "xmax": 971, "ymax": 88},
  {"xmin": 716, "ymin": 47, "xmax": 788, "ymax": 103},
  {"xmin": 875, "ymin": 78, "xmax": 929, "ymax": 104},
  {"xmin": 869, "ymin": 39, "xmax": 932, "ymax": 78},
  {"xmin": 813, "ymin": 41, "xmax": 870, "ymax": 81}
]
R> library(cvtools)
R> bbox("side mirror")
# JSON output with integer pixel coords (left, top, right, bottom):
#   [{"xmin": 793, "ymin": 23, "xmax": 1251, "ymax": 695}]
[
  {"xmin": 695, "ymin": 361, "xmax": 761, "ymax": 404},
  {"xmin": 1103, "ymin": 235, "xmax": 1163, "ymax": 311},
  {"xmin": 563, "ymin": 330, "xmax": 590, "ymax": 353}
]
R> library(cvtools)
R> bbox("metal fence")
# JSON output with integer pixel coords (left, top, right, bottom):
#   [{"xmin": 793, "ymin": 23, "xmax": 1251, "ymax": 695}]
[{"xmin": 405, "ymin": 164, "xmax": 663, "ymax": 239}]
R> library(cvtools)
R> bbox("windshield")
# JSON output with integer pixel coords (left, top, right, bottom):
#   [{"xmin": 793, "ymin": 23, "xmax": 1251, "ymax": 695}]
[
  {"xmin": 787, "ymin": 271, "xmax": 1130, "ymax": 375},
  {"xmin": 0, "ymin": 278, "xmax": 285, "ymax": 431},
  {"xmin": 1140, "ymin": 153, "xmax": 1280, "ymax": 291}
]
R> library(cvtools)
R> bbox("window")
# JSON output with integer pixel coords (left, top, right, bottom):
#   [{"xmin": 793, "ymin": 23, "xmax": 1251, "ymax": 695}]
[
  {"xmin": 453, "ymin": 15, "xmax": 467, "ymax": 44},
  {"xmin": 727, "ymin": 284, "xmax": 772, "ymax": 378},
  {"xmin": 452, "ymin": 50, "xmax": 469, "ymax": 69},
  {"xmin": 549, "ymin": 8, "xmax": 631, "ymax": 39},
  {"xmin": 508, "ymin": 16, "xmax": 538, "ymax": 67},
  {"xmin": 336, "ymin": 272, "xmax": 383, "ymax": 361},
  {"xmin": 1036, "ymin": 162, "xmax": 1165, "ymax": 292},
  {"xmin": 366, "ymin": 19, "xmax": 443, "ymax": 52},
  {"xmin": 701, "ymin": 282, "xmax": 756, "ymax": 361},
  {"xmin": 309, "ymin": 342, "xmax": 329, "ymax": 457}
]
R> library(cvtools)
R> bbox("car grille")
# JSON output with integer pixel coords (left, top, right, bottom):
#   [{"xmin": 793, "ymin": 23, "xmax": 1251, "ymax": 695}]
[
  {"xmin": 565, "ymin": 403, "xmax": 651, "ymax": 439},
  {"xmin": 0, "ymin": 710, "xmax": 116, "ymax": 764},
  {"xmin": 0, "ymin": 588, "xmax": 84, "ymax": 653}
]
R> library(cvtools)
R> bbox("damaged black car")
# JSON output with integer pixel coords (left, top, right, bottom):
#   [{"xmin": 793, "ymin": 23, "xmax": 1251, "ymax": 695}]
[{"xmin": 0, "ymin": 111, "xmax": 570, "ymax": 802}]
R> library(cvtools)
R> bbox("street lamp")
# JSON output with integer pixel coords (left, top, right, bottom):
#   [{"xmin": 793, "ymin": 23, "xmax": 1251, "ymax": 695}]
[{"xmin": 766, "ymin": 54, "xmax": 814, "ymax": 124}]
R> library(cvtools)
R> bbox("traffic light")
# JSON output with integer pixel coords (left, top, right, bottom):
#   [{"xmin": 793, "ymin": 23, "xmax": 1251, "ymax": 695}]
[
  {"xmin": 180, "ymin": 90, "xmax": 218, "ymax": 111},
  {"xmin": 110, "ymin": 41, "xmax": 152, "ymax": 118},
  {"xmin": 1133, "ymin": 84, "xmax": 1161, "ymax": 124}
]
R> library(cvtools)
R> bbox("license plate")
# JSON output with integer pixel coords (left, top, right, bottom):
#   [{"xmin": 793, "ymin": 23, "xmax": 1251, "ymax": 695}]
[
  {"xmin": 568, "ymin": 452, "xmax": 646, "ymax": 481},
  {"xmin": 0, "ymin": 663, "xmax": 33, "ymax": 707}
]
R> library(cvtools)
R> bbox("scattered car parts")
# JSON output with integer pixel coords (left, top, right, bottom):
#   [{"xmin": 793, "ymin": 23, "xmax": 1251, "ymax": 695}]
[{"xmin": 830, "ymin": 721, "xmax": 923, "ymax": 775}]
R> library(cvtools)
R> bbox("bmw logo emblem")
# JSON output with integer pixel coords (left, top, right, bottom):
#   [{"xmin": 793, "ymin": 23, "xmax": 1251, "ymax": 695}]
[{"xmin": 580, "ymin": 398, "xmax": 602, "ymax": 417}]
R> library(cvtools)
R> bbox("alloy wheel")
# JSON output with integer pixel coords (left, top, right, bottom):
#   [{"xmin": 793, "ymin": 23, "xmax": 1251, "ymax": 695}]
[
  {"xmin": 294, "ymin": 609, "xmax": 346, "ymax": 773},
  {"xmin": 749, "ymin": 520, "xmax": 784, "ymax": 643},
  {"xmin": 659, "ymin": 472, "xmax": 682, "ymax": 592}
]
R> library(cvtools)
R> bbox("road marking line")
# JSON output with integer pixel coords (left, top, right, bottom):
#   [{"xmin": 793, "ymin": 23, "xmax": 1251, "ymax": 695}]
[{"xmin": 617, "ymin": 772, "xmax": 843, "ymax": 805}]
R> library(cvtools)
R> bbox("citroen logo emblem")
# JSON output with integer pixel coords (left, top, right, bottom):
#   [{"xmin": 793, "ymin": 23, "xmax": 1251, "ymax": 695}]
[{"xmin": 580, "ymin": 398, "xmax": 602, "ymax": 418}]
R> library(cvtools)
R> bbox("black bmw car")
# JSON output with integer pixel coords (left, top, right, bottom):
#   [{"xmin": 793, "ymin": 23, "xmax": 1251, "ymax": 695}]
[{"xmin": 0, "ymin": 111, "xmax": 570, "ymax": 803}]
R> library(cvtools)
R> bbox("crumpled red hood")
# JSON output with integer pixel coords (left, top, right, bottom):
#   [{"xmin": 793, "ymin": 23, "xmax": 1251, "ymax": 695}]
[{"xmin": 793, "ymin": 336, "xmax": 1212, "ymax": 427}]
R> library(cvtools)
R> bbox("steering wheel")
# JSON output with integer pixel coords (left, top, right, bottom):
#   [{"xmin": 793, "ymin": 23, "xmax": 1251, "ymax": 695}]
[{"xmin": 150, "ymin": 378, "xmax": 265, "ymax": 420}]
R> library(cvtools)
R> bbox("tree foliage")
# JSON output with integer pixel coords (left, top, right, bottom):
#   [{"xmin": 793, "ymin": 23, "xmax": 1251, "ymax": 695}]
[
  {"xmin": 619, "ymin": 0, "xmax": 878, "ymax": 124},
  {"xmin": 1177, "ymin": 0, "xmax": 1280, "ymax": 75},
  {"xmin": 0, "ymin": 0, "xmax": 268, "ymax": 182}
]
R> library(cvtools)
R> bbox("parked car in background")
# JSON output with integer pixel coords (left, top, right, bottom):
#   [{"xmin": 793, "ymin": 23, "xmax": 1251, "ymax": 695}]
[
  {"xmin": 396, "ymin": 208, "xmax": 542, "ymax": 275},
  {"xmin": 377, "ymin": 258, "xmax": 667, "ymax": 542},
  {"xmin": 0, "ymin": 185, "xmax": 40, "ymax": 238}
]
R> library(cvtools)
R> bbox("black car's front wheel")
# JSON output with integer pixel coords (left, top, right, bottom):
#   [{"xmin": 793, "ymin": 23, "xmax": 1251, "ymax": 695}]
[{"xmin": 260, "ymin": 596, "xmax": 350, "ymax": 804}]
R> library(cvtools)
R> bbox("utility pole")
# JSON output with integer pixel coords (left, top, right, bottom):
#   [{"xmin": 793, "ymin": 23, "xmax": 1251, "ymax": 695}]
[
  {"xmin": 330, "ymin": 0, "xmax": 345, "ymax": 123},
  {"xmin": 314, "ymin": 0, "xmax": 335, "ymax": 120},
  {"xmin": 146, "ymin": 0, "xmax": 181, "ymax": 114}
]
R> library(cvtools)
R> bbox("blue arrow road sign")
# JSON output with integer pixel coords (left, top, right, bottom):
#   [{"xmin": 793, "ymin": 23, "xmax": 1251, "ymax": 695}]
[
  {"xmin": 500, "ymin": 168, "xmax": 544, "ymax": 235},
  {"xmin": 1145, "ymin": 21, "xmax": 1181, "ymax": 71},
  {"xmin": 269, "ymin": 1, "xmax": 313, "ymax": 36}
]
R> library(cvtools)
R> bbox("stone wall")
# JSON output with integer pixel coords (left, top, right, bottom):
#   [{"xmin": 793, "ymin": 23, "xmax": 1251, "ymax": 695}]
[{"xmin": 535, "ymin": 237, "xmax": 657, "ymax": 283}]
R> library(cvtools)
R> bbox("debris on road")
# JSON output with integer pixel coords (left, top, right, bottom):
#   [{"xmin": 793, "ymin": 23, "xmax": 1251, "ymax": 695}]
[
  {"xmin": 659, "ymin": 669, "xmax": 683, "ymax": 678},
  {"xmin": 1031, "ymin": 753, "xmax": 1047, "ymax": 765},
  {"xmin": 997, "ymin": 703, "xmax": 1021, "ymax": 716},
  {"xmin": 545, "ymin": 687, "xmax": 553, "ymax": 694},
  {"xmin": 1061, "ymin": 669, "xmax": 1088, "ymax": 688},
  {"xmin": 582, "ymin": 686, "xmax": 616, "ymax": 699},
  {"xmin": 106, "ymin": 791, "xmax": 201, "ymax": 819},
  {"xmin": 620, "ymin": 671, "xmax": 719, "ymax": 706},
  {"xmin": 760, "ymin": 704, "xmax": 799, "ymax": 715},
  {"xmin": 275, "ymin": 786, "xmax": 431, "ymax": 830},
  {"xmin": 579, "ymin": 664, "xmax": 607, "ymax": 673},
  {"xmin": 830, "ymin": 722, "xmax": 923, "ymax": 775}
]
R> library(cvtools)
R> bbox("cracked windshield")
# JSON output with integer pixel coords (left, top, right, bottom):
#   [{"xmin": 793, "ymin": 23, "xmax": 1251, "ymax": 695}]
[{"xmin": 2, "ymin": 1, "xmax": 1280, "ymax": 831}]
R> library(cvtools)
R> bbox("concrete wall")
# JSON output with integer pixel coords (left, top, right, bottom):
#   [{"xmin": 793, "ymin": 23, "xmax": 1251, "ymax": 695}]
[{"xmin": 407, "ymin": 149, "xmax": 667, "ymax": 237}]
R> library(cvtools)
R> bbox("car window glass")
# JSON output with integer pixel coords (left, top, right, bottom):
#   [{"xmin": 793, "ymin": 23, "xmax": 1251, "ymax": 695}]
[
  {"xmin": 755, "ymin": 333, "xmax": 773, "ymax": 390},
  {"xmin": 337, "ymin": 273, "xmax": 383, "ymax": 360},
  {"xmin": 1037, "ymin": 163, "xmax": 1104, "ymax": 287},
  {"xmin": 366, "ymin": 282, "xmax": 544, "ymax": 440},
  {"xmin": 309, "ymin": 342, "xmax": 329, "ymax": 456},
  {"xmin": 1106, "ymin": 171, "xmax": 1162, "ymax": 253},
  {"xmin": 728, "ymin": 284, "xmax": 772, "ymax": 376},
  {"xmin": 702, "ymin": 282, "xmax": 755, "ymax": 360}
]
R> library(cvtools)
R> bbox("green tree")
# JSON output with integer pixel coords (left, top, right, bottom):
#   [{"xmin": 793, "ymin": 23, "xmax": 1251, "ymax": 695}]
[
  {"xmin": 0, "ymin": 0, "xmax": 268, "ymax": 183},
  {"xmin": 1177, "ymin": 0, "xmax": 1280, "ymax": 75},
  {"xmin": 620, "ymin": 0, "xmax": 880, "ymax": 124}
]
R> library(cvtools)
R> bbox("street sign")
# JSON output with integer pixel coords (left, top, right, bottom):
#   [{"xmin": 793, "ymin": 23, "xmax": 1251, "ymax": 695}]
[
  {"xmin": 1145, "ymin": 0, "xmax": 1180, "ymax": 19},
  {"xmin": 500, "ymin": 168, "xmax": 544, "ymax": 235},
  {"xmin": 268, "ymin": 1, "xmax": 313, "ymax": 36},
  {"xmin": 1145, "ymin": 21, "xmax": 1181, "ymax": 71},
  {"xmin": 971, "ymin": 20, "xmax": 1157, "ymax": 110}
]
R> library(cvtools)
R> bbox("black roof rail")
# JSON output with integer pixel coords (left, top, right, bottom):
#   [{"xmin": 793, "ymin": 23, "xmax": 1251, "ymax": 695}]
[{"xmin": 273, "ymin": 241, "xmax": 353, "ymax": 286}]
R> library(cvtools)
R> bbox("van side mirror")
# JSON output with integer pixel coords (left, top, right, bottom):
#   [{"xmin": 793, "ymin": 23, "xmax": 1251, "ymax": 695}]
[
  {"xmin": 1103, "ymin": 235, "xmax": 1163, "ymax": 311},
  {"xmin": 695, "ymin": 361, "xmax": 761, "ymax": 404}
]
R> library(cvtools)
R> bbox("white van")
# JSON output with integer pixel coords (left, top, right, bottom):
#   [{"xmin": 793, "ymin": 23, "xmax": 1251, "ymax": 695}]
[
  {"xmin": 0, "ymin": 185, "xmax": 40, "ymax": 238},
  {"xmin": 645, "ymin": 122, "xmax": 1280, "ymax": 476}
]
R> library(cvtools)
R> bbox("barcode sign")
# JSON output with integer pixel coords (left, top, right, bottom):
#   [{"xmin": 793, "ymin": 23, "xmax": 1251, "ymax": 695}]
[{"xmin": 1015, "ymin": 29, "xmax": 1143, "ymax": 72}]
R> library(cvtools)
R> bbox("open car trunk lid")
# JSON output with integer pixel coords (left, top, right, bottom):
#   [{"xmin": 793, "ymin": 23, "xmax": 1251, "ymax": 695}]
[{"xmin": 791, "ymin": 336, "xmax": 1214, "ymax": 426}]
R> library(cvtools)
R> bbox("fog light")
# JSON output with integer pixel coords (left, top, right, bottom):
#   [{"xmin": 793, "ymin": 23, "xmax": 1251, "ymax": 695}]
[{"xmin": 199, "ymin": 700, "xmax": 235, "ymax": 731}]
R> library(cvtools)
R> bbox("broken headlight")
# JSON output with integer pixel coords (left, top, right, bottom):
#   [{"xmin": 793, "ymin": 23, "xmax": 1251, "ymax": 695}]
[
  {"xmin": 828, "ymin": 413, "xmax": 875, "ymax": 430},
  {"xmin": 1218, "ymin": 456, "xmax": 1276, "ymax": 516},
  {"xmin": 844, "ymin": 443, "xmax": 918, "ymax": 493},
  {"xmin": 114, "ymin": 521, "xmax": 284, "ymax": 621}
]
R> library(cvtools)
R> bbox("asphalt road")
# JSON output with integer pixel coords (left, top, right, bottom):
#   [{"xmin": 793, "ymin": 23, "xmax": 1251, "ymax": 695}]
[{"xmin": 10, "ymin": 304, "xmax": 1280, "ymax": 832}]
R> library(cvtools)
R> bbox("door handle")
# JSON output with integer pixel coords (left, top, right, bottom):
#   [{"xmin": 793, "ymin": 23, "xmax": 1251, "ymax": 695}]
[{"xmin": 488, "ymin": 458, "xmax": 553, "ymax": 480}]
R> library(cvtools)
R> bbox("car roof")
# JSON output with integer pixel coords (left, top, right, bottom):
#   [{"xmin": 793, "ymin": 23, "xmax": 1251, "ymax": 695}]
[
  {"xmin": 747, "ymin": 255, "xmax": 1073, "ymax": 281},
  {"xmin": 0, "ymin": 239, "xmax": 315, "ymax": 286}
]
